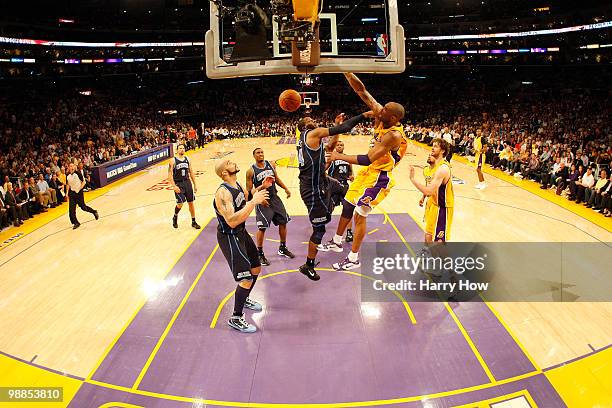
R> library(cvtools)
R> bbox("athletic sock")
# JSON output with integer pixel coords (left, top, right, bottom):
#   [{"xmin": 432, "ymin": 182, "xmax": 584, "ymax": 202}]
[
  {"xmin": 233, "ymin": 285, "xmax": 250, "ymax": 316},
  {"xmin": 279, "ymin": 241, "xmax": 286, "ymax": 249},
  {"xmin": 348, "ymin": 251, "xmax": 359, "ymax": 262},
  {"xmin": 306, "ymin": 257, "xmax": 315, "ymax": 267},
  {"xmin": 257, "ymin": 247, "xmax": 264, "ymax": 255},
  {"xmin": 174, "ymin": 206, "xmax": 180, "ymax": 215},
  {"xmin": 248, "ymin": 275, "xmax": 259, "ymax": 294},
  {"xmin": 192, "ymin": 217, "xmax": 196, "ymax": 223},
  {"xmin": 333, "ymin": 234, "xmax": 343, "ymax": 244}
]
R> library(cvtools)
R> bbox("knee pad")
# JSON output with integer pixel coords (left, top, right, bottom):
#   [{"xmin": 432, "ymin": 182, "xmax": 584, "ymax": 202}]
[
  {"xmin": 310, "ymin": 224, "xmax": 326, "ymax": 245},
  {"xmin": 341, "ymin": 200, "xmax": 355, "ymax": 219}
]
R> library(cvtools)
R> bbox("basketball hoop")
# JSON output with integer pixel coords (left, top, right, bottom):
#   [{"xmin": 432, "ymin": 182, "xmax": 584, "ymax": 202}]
[{"xmin": 304, "ymin": 100, "xmax": 312, "ymax": 115}]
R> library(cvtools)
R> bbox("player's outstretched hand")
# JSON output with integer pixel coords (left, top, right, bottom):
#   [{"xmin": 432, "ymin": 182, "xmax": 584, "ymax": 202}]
[
  {"xmin": 262, "ymin": 176, "xmax": 275, "ymax": 189},
  {"xmin": 252, "ymin": 190, "xmax": 270, "ymax": 205},
  {"xmin": 284, "ymin": 188, "xmax": 291, "ymax": 198},
  {"xmin": 419, "ymin": 197, "xmax": 425, "ymax": 207},
  {"xmin": 334, "ymin": 113, "xmax": 346, "ymax": 125}
]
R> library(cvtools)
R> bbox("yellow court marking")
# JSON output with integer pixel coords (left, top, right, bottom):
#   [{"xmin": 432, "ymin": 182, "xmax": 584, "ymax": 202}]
[
  {"xmin": 85, "ymin": 217, "xmax": 213, "ymax": 381},
  {"xmin": 545, "ymin": 346, "xmax": 612, "ymax": 408},
  {"xmin": 99, "ymin": 403, "xmax": 145, "ymax": 408},
  {"xmin": 0, "ymin": 353, "xmax": 83, "ymax": 408},
  {"xmin": 12, "ymin": 338, "xmax": 612, "ymax": 407},
  {"xmin": 443, "ymin": 303, "xmax": 496, "ymax": 383},
  {"xmin": 387, "ymin": 176, "xmax": 543, "ymax": 376},
  {"xmin": 86, "ymin": 371, "xmax": 541, "ymax": 407},
  {"xmin": 383, "ymin": 209, "xmax": 496, "ymax": 383},
  {"xmin": 367, "ymin": 228, "xmax": 379, "ymax": 235},
  {"xmin": 266, "ymin": 238, "xmax": 281, "ymax": 243},
  {"xmin": 480, "ymin": 297, "xmax": 542, "ymax": 373},
  {"xmin": 452, "ymin": 389, "xmax": 537, "ymax": 408},
  {"xmin": 209, "ymin": 268, "xmax": 416, "ymax": 328},
  {"xmin": 132, "ymin": 244, "xmax": 220, "ymax": 390},
  {"xmin": 341, "ymin": 270, "xmax": 417, "ymax": 324}
]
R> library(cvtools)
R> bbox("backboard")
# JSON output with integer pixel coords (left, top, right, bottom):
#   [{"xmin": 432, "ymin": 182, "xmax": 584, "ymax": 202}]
[{"xmin": 205, "ymin": 1, "xmax": 405, "ymax": 79}]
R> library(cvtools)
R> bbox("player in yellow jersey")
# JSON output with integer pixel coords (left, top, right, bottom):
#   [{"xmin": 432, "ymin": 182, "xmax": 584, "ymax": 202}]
[
  {"xmin": 419, "ymin": 154, "xmax": 436, "ymax": 222},
  {"xmin": 319, "ymin": 73, "xmax": 407, "ymax": 270},
  {"xmin": 410, "ymin": 138, "xmax": 454, "ymax": 242},
  {"xmin": 473, "ymin": 129, "xmax": 487, "ymax": 189}
]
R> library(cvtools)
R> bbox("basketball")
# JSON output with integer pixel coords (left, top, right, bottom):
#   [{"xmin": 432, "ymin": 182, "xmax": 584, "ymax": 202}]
[{"xmin": 278, "ymin": 89, "xmax": 302, "ymax": 112}]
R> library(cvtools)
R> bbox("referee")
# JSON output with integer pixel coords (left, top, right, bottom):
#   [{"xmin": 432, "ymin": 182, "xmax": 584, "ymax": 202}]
[{"xmin": 67, "ymin": 162, "xmax": 98, "ymax": 229}]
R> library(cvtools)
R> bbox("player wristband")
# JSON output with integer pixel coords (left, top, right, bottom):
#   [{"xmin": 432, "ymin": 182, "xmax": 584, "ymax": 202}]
[{"xmin": 357, "ymin": 154, "xmax": 371, "ymax": 166}]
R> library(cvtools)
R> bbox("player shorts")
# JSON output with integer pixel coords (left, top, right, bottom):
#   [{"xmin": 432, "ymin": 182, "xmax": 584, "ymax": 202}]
[
  {"xmin": 425, "ymin": 204, "xmax": 453, "ymax": 242},
  {"xmin": 175, "ymin": 180, "xmax": 195, "ymax": 203},
  {"xmin": 217, "ymin": 229, "xmax": 261, "ymax": 282},
  {"xmin": 474, "ymin": 152, "xmax": 484, "ymax": 169},
  {"xmin": 344, "ymin": 167, "xmax": 394, "ymax": 216},
  {"xmin": 256, "ymin": 195, "xmax": 290, "ymax": 229},
  {"xmin": 300, "ymin": 176, "xmax": 344, "ymax": 226},
  {"xmin": 331, "ymin": 181, "xmax": 350, "ymax": 208}
]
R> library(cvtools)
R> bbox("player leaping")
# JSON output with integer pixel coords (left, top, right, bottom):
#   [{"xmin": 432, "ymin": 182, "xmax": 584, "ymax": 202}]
[
  {"xmin": 296, "ymin": 111, "xmax": 372, "ymax": 281},
  {"xmin": 320, "ymin": 73, "xmax": 407, "ymax": 270}
]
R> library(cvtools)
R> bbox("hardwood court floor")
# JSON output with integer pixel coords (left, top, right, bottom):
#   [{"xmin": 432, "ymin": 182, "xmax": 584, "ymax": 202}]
[{"xmin": 0, "ymin": 136, "xmax": 610, "ymax": 407}]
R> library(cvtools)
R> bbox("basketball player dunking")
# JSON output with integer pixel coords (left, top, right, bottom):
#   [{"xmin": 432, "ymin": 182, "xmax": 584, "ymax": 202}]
[
  {"xmin": 296, "ymin": 111, "xmax": 371, "ymax": 281},
  {"xmin": 168, "ymin": 144, "xmax": 200, "ymax": 229},
  {"xmin": 326, "ymin": 140, "xmax": 354, "ymax": 242},
  {"xmin": 321, "ymin": 73, "xmax": 407, "ymax": 271},
  {"xmin": 410, "ymin": 138, "xmax": 454, "ymax": 242},
  {"xmin": 246, "ymin": 148, "xmax": 295, "ymax": 266},
  {"xmin": 214, "ymin": 158, "xmax": 272, "ymax": 333}
]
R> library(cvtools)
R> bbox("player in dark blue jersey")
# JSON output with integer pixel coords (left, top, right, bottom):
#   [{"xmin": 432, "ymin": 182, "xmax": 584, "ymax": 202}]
[
  {"xmin": 296, "ymin": 111, "xmax": 372, "ymax": 281},
  {"xmin": 168, "ymin": 144, "xmax": 200, "ymax": 229},
  {"xmin": 246, "ymin": 148, "xmax": 294, "ymax": 266},
  {"xmin": 326, "ymin": 140, "xmax": 354, "ymax": 242},
  {"xmin": 214, "ymin": 158, "xmax": 272, "ymax": 333}
]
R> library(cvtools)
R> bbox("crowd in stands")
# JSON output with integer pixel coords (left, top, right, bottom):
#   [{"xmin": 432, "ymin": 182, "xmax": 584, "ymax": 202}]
[
  {"xmin": 406, "ymin": 89, "xmax": 611, "ymax": 217},
  {"xmin": 0, "ymin": 87, "xmax": 203, "ymax": 229},
  {"xmin": 2, "ymin": 68, "xmax": 610, "ymax": 229}
]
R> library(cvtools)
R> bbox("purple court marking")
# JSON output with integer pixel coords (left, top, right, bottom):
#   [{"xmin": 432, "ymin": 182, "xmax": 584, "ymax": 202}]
[
  {"xmin": 449, "ymin": 302, "xmax": 535, "ymax": 380},
  {"xmin": 70, "ymin": 373, "xmax": 565, "ymax": 407},
  {"xmin": 91, "ymin": 225, "xmax": 218, "ymax": 388},
  {"xmin": 72, "ymin": 213, "xmax": 565, "ymax": 407}
]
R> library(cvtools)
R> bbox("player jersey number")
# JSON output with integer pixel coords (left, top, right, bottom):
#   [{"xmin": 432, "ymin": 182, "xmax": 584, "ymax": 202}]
[{"xmin": 182, "ymin": 169, "xmax": 186, "ymax": 177}]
